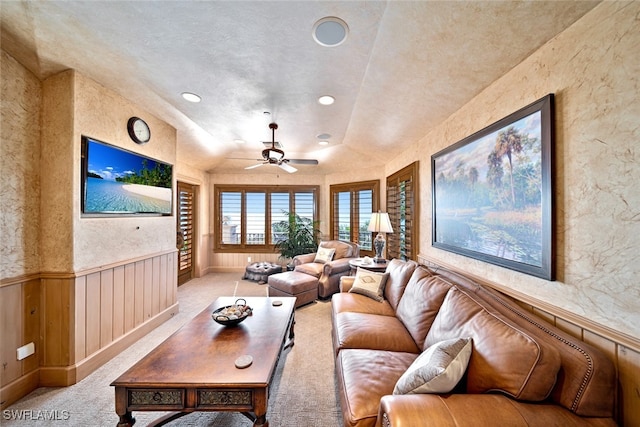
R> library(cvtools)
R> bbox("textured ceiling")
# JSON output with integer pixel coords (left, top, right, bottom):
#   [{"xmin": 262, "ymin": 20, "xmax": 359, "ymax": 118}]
[{"xmin": 1, "ymin": 1, "xmax": 600, "ymax": 175}]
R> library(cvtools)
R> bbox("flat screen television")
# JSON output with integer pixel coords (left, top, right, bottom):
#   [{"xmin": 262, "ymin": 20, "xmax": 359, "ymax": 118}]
[{"xmin": 81, "ymin": 136, "xmax": 173, "ymax": 216}]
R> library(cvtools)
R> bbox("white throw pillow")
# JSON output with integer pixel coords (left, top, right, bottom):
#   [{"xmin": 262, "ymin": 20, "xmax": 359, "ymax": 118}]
[
  {"xmin": 314, "ymin": 246, "xmax": 336, "ymax": 264},
  {"xmin": 393, "ymin": 337, "xmax": 472, "ymax": 394},
  {"xmin": 348, "ymin": 267, "xmax": 389, "ymax": 302}
]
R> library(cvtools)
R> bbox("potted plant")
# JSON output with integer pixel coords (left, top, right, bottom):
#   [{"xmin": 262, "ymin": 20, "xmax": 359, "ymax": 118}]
[{"xmin": 273, "ymin": 212, "xmax": 320, "ymax": 270}]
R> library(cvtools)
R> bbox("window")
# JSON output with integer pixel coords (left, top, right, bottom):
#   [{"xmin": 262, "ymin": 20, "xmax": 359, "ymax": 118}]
[
  {"xmin": 387, "ymin": 162, "xmax": 419, "ymax": 260},
  {"xmin": 215, "ymin": 185, "xmax": 319, "ymax": 252},
  {"xmin": 330, "ymin": 180, "xmax": 379, "ymax": 255}
]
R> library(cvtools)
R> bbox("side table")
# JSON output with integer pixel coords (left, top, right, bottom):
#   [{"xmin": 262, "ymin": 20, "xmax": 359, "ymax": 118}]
[{"xmin": 349, "ymin": 258, "xmax": 388, "ymax": 275}]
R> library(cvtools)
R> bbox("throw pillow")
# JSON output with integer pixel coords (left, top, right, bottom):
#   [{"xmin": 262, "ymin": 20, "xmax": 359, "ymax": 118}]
[
  {"xmin": 393, "ymin": 337, "xmax": 472, "ymax": 395},
  {"xmin": 314, "ymin": 246, "xmax": 336, "ymax": 264},
  {"xmin": 348, "ymin": 267, "xmax": 389, "ymax": 302}
]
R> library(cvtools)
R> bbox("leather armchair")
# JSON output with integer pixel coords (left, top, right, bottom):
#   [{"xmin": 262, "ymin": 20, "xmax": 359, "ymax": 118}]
[{"xmin": 292, "ymin": 240, "xmax": 360, "ymax": 298}]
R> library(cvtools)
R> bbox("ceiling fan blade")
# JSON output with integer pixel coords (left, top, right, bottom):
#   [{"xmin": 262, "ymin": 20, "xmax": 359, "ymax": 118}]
[
  {"xmin": 278, "ymin": 162, "xmax": 297, "ymax": 173},
  {"xmin": 245, "ymin": 163, "xmax": 265, "ymax": 170},
  {"xmin": 287, "ymin": 159, "xmax": 319, "ymax": 165}
]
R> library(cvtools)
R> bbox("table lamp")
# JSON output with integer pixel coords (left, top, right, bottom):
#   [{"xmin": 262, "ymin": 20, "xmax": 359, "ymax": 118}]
[{"xmin": 368, "ymin": 212, "xmax": 393, "ymax": 263}]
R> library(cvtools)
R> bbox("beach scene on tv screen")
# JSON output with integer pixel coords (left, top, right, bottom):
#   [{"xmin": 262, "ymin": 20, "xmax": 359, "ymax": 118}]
[{"xmin": 84, "ymin": 140, "xmax": 172, "ymax": 214}]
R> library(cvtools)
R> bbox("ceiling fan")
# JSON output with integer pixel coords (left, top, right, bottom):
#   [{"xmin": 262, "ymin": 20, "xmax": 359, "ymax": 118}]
[{"xmin": 244, "ymin": 123, "xmax": 319, "ymax": 173}]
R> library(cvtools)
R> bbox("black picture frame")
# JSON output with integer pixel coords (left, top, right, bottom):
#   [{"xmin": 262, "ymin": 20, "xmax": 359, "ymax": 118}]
[{"xmin": 431, "ymin": 94, "xmax": 554, "ymax": 280}]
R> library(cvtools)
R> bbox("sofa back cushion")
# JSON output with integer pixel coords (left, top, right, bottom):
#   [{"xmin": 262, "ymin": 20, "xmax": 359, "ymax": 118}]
[
  {"xmin": 425, "ymin": 287, "xmax": 561, "ymax": 402},
  {"xmin": 319, "ymin": 240, "xmax": 358, "ymax": 260},
  {"xmin": 472, "ymin": 284, "xmax": 616, "ymax": 417},
  {"xmin": 395, "ymin": 268, "xmax": 453, "ymax": 350},
  {"xmin": 383, "ymin": 259, "xmax": 418, "ymax": 310}
]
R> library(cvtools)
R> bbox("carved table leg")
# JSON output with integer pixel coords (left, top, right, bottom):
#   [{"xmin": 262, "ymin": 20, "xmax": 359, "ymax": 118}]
[
  {"xmin": 253, "ymin": 415, "xmax": 269, "ymax": 427},
  {"xmin": 116, "ymin": 411, "xmax": 135, "ymax": 427}
]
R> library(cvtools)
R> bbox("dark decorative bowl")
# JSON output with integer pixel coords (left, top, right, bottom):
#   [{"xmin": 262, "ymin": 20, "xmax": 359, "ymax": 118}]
[{"xmin": 212, "ymin": 298, "xmax": 253, "ymax": 326}]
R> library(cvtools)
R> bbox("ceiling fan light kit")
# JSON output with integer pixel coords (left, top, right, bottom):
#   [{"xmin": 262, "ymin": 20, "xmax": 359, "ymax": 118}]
[{"xmin": 244, "ymin": 123, "xmax": 319, "ymax": 174}]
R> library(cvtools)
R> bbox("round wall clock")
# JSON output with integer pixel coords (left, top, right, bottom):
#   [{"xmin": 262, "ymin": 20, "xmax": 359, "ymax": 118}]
[{"xmin": 127, "ymin": 117, "xmax": 151, "ymax": 144}]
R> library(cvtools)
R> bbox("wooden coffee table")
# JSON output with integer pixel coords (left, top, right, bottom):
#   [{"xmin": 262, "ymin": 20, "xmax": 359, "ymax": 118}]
[{"xmin": 111, "ymin": 296, "xmax": 296, "ymax": 427}]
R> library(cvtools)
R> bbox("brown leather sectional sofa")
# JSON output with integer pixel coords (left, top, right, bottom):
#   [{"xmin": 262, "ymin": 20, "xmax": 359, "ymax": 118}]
[{"xmin": 332, "ymin": 259, "xmax": 617, "ymax": 427}]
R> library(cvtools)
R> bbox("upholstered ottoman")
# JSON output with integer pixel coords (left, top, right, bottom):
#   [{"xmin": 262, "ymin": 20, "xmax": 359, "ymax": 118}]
[
  {"xmin": 243, "ymin": 262, "xmax": 282, "ymax": 284},
  {"xmin": 268, "ymin": 271, "xmax": 319, "ymax": 308}
]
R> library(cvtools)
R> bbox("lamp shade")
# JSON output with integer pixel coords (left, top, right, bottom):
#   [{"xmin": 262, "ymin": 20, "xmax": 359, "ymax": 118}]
[{"xmin": 368, "ymin": 212, "xmax": 393, "ymax": 233}]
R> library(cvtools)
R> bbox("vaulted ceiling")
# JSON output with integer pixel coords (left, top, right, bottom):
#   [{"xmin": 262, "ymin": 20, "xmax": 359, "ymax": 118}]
[{"xmin": 1, "ymin": 1, "xmax": 600, "ymax": 175}]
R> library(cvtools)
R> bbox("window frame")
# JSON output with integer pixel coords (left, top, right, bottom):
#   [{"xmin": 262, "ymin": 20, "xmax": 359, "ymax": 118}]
[
  {"xmin": 214, "ymin": 185, "xmax": 319, "ymax": 253},
  {"xmin": 329, "ymin": 180, "xmax": 380, "ymax": 256}
]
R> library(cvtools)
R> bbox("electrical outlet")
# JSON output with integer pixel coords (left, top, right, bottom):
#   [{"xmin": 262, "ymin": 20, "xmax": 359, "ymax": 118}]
[
  {"xmin": 17, "ymin": 342, "xmax": 35, "ymax": 360},
  {"xmin": 247, "ymin": 256, "xmax": 252, "ymax": 263}
]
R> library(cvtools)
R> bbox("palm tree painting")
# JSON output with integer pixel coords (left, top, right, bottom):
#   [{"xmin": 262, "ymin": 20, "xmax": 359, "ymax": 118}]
[{"xmin": 432, "ymin": 94, "xmax": 554, "ymax": 280}]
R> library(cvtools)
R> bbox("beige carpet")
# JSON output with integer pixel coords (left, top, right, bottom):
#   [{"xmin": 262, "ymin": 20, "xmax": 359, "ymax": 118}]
[{"xmin": 3, "ymin": 273, "xmax": 342, "ymax": 426}]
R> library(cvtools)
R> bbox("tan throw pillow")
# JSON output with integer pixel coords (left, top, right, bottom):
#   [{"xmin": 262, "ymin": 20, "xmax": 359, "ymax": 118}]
[
  {"xmin": 314, "ymin": 246, "xmax": 335, "ymax": 264},
  {"xmin": 393, "ymin": 337, "xmax": 472, "ymax": 395},
  {"xmin": 349, "ymin": 267, "xmax": 389, "ymax": 302}
]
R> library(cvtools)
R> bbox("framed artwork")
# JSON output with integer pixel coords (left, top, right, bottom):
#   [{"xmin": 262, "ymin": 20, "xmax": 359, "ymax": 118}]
[{"xmin": 431, "ymin": 94, "xmax": 555, "ymax": 280}]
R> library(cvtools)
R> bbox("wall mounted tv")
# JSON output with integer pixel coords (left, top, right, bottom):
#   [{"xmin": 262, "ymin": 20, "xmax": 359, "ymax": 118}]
[{"xmin": 81, "ymin": 136, "xmax": 173, "ymax": 216}]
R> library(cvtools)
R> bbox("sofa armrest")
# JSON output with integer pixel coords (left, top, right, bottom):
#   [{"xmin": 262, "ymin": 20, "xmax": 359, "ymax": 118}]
[
  {"xmin": 377, "ymin": 394, "xmax": 615, "ymax": 427},
  {"xmin": 293, "ymin": 253, "xmax": 316, "ymax": 266},
  {"xmin": 323, "ymin": 257, "xmax": 353, "ymax": 276},
  {"xmin": 339, "ymin": 276, "xmax": 355, "ymax": 292}
]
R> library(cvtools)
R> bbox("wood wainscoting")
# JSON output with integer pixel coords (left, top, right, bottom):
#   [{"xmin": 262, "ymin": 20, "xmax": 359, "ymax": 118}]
[
  {"xmin": 211, "ymin": 252, "xmax": 282, "ymax": 272},
  {"xmin": 418, "ymin": 254, "xmax": 640, "ymax": 427},
  {"xmin": 0, "ymin": 250, "xmax": 179, "ymax": 409}
]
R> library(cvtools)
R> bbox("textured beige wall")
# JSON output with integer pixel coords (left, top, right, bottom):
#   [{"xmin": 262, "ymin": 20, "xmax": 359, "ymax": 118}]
[
  {"xmin": 386, "ymin": 2, "xmax": 639, "ymax": 339},
  {"xmin": 37, "ymin": 70, "xmax": 178, "ymax": 272},
  {"xmin": 72, "ymin": 72, "xmax": 178, "ymax": 271},
  {"xmin": 40, "ymin": 70, "xmax": 75, "ymax": 272},
  {"xmin": 0, "ymin": 51, "xmax": 41, "ymax": 279}
]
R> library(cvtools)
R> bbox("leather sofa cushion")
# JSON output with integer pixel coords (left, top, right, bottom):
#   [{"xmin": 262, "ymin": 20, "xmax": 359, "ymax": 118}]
[
  {"xmin": 395, "ymin": 270, "xmax": 454, "ymax": 350},
  {"xmin": 383, "ymin": 259, "xmax": 419, "ymax": 310},
  {"xmin": 294, "ymin": 261, "xmax": 323, "ymax": 278},
  {"xmin": 471, "ymin": 285, "xmax": 616, "ymax": 417},
  {"xmin": 379, "ymin": 394, "xmax": 617, "ymax": 427},
  {"xmin": 319, "ymin": 240, "xmax": 356, "ymax": 259},
  {"xmin": 425, "ymin": 287, "xmax": 562, "ymax": 401},
  {"xmin": 337, "ymin": 349, "xmax": 417, "ymax": 427},
  {"xmin": 333, "ymin": 312, "xmax": 420, "ymax": 355},
  {"xmin": 332, "ymin": 292, "xmax": 396, "ymax": 317}
]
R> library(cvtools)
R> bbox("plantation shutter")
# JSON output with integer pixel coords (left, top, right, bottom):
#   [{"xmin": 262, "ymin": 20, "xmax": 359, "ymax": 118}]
[
  {"xmin": 333, "ymin": 191, "xmax": 351, "ymax": 241},
  {"xmin": 357, "ymin": 189, "xmax": 373, "ymax": 251},
  {"xmin": 386, "ymin": 162, "xmax": 419, "ymax": 261},
  {"xmin": 221, "ymin": 192, "xmax": 242, "ymax": 244},
  {"xmin": 246, "ymin": 192, "xmax": 266, "ymax": 245},
  {"xmin": 177, "ymin": 182, "xmax": 196, "ymax": 286},
  {"xmin": 329, "ymin": 181, "xmax": 379, "ymax": 256},
  {"xmin": 294, "ymin": 191, "xmax": 315, "ymax": 223},
  {"xmin": 271, "ymin": 192, "xmax": 290, "ymax": 243}
]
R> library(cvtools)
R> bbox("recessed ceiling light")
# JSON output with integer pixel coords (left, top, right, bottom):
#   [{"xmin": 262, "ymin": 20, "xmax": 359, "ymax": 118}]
[
  {"xmin": 318, "ymin": 141, "xmax": 329, "ymax": 146},
  {"xmin": 182, "ymin": 92, "xmax": 201, "ymax": 103},
  {"xmin": 317, "ymin": 133, "xmax": 332, "ymax": 139},
  {"xmin": 318, "ymin": 95, "xmax": 335, "ymax": 105},
  {"xmin": 313, "ymin": 17, "xmax": 349, "ymax": 47}
]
